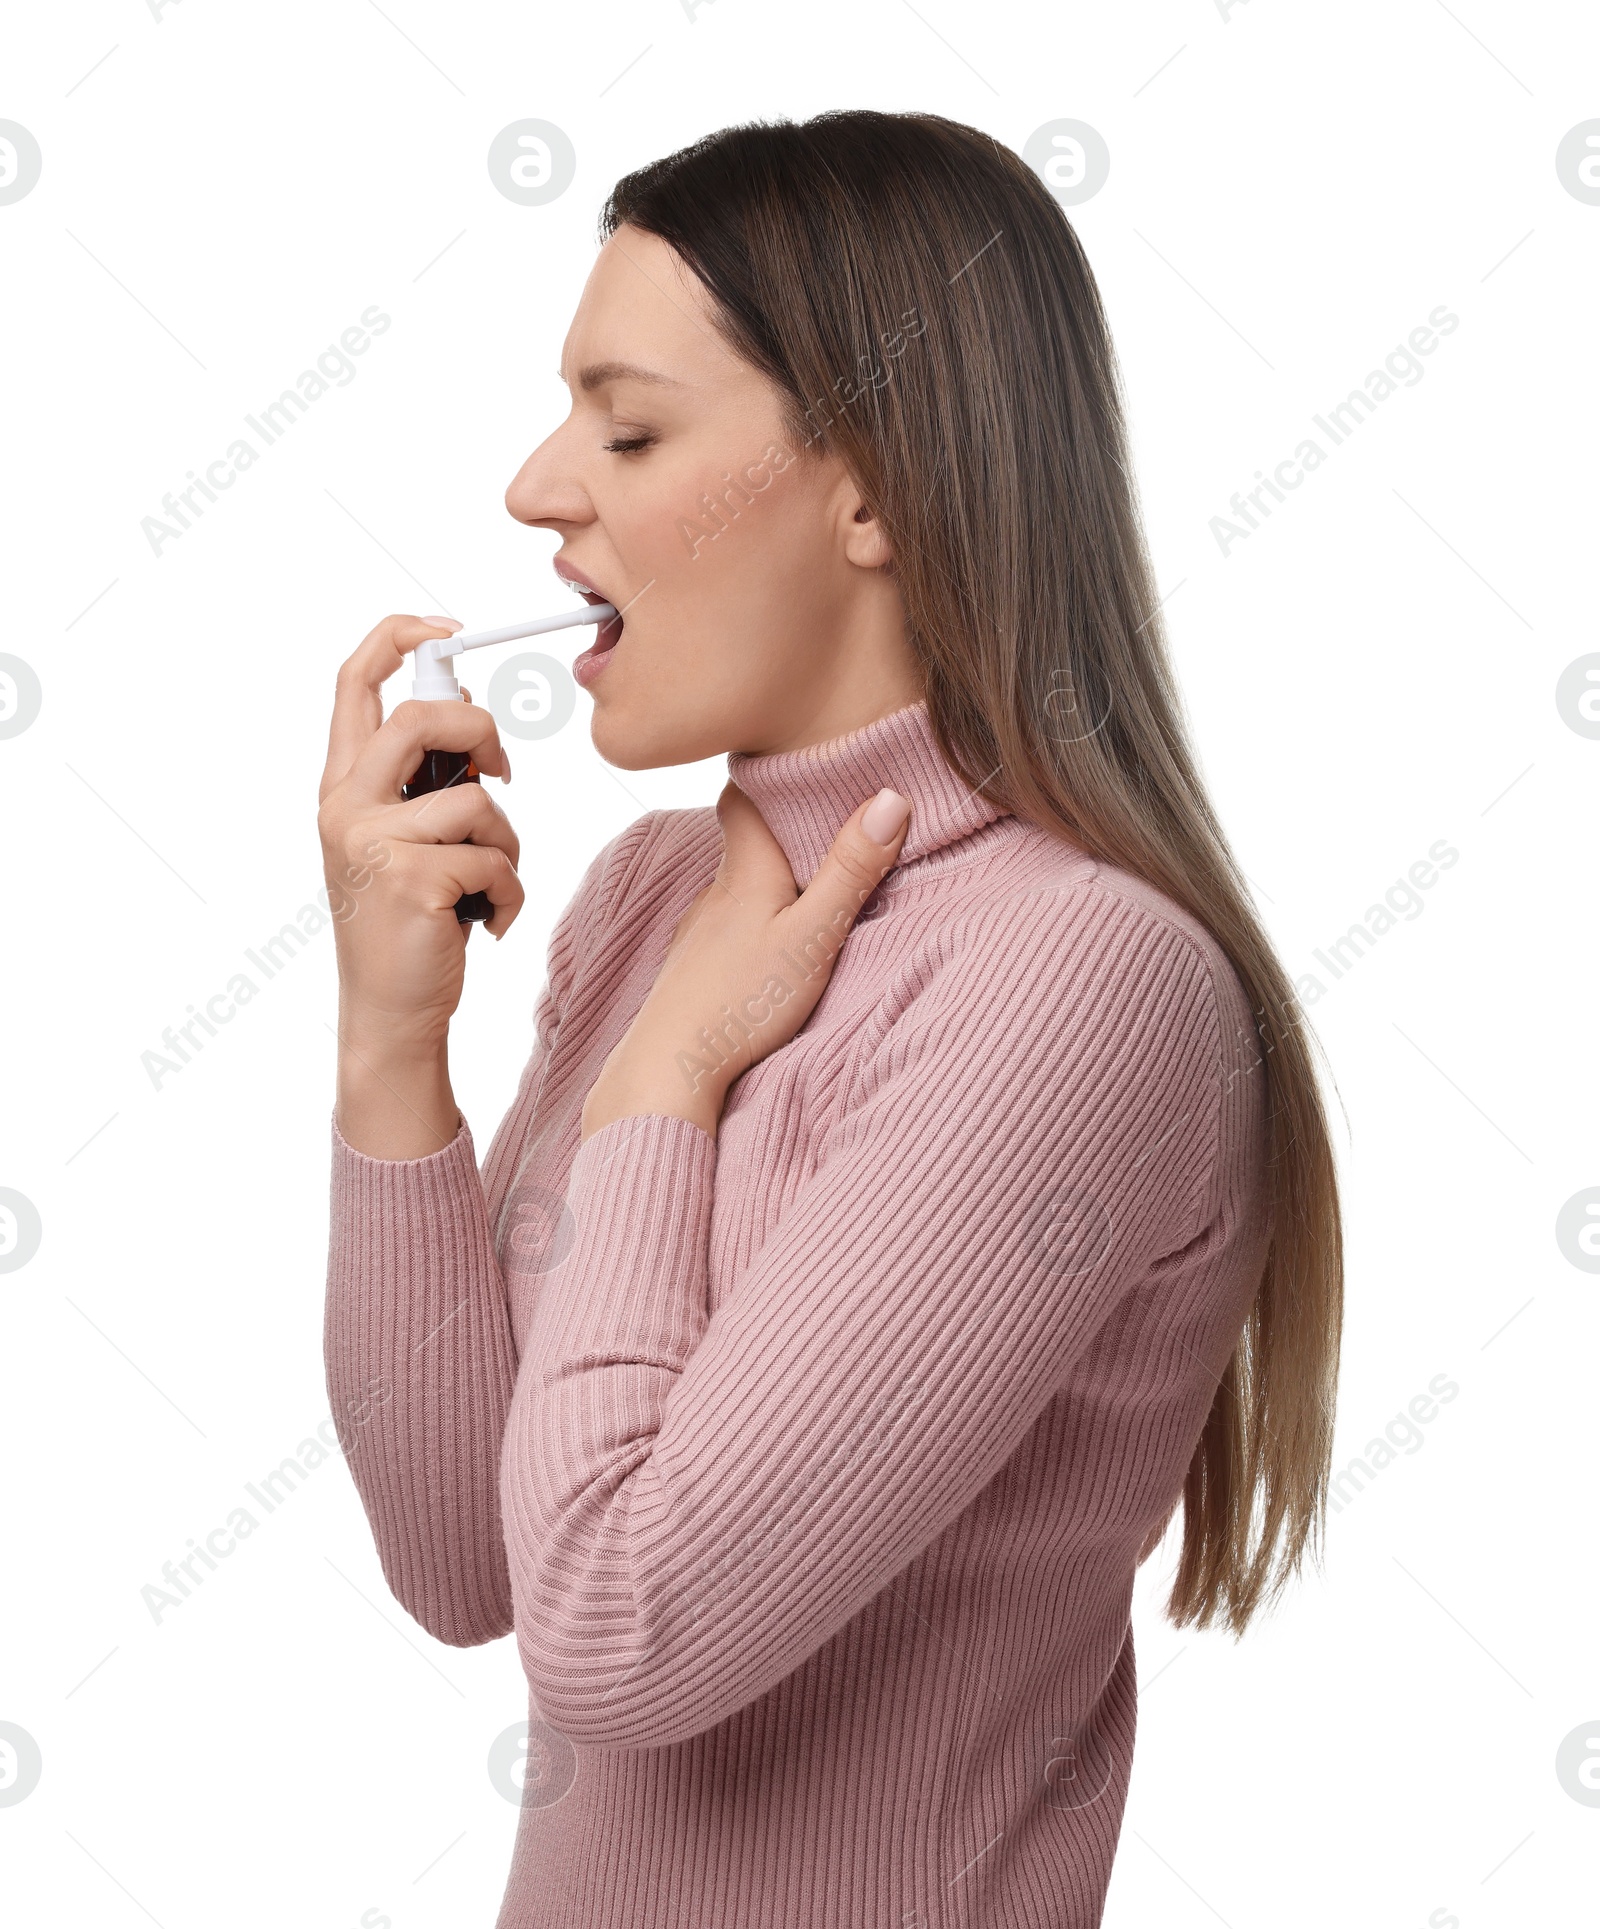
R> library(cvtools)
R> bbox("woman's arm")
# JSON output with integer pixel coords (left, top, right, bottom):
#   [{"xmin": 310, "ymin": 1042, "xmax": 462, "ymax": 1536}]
[
  {"xmin": 323, "ymin": 821, "xmax": 646, "ymax": 1646},
  {"xmin": 500, "ymin": 883, "xmax": 1231, "ymax": 1746}
]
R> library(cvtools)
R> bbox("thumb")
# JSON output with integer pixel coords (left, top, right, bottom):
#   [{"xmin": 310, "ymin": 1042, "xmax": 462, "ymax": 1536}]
[{"xmin": 788, "ymin": 787, "xmax": 912, "ymax": 946}]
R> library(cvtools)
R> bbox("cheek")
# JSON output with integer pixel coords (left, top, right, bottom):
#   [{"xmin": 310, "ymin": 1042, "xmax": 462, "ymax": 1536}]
[
  {"xmin": 673, "ymin": 456, "xmax": 827, "ymax": 602},
  {"xmin": 594, "ymin": 417, "xmax": 830, "ymax": 634},
  {"xmin": 596, "ymin": 465, "xmax": 728, "ymax": 593},
  {"xmin": 602, "ymin": 450, "xmax": 726, "ymax": 580}
]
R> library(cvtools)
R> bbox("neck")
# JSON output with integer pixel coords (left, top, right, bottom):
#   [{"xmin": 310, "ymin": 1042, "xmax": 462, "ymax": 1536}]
[{"xmin": 727, "ymin": 697, "xmax": 1011, "ymax": 886}]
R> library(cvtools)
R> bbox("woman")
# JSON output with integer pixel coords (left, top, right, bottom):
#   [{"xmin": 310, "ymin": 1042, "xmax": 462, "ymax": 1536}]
[{"xmin": 319, "ymin": 110, "xmax": 1342, "ymax": 1929}]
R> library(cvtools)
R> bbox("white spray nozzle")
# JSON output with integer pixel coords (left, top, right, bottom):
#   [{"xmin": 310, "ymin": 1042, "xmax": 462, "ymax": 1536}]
[
  {"xmin": 412, "ymin": 637, "xmax": 467, "ymax": 702},
  {"xmin": 411, "ymin": 602, "xmax": 620, "ymax": 702}
]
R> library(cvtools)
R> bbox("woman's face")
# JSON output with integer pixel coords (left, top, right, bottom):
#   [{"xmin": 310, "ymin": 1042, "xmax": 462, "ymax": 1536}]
[{"xmin": 504, "ymin": 224, "xmax": 919, "ymax": 768}]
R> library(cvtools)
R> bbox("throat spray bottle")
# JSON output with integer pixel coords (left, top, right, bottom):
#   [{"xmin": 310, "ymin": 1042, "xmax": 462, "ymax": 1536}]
[{"xmin": 404, "ymin": 600, "xmax": 618, "ymax": 922}]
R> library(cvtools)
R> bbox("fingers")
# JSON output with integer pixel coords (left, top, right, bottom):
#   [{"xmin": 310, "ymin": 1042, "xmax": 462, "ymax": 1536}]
[
  {"xmin": 321, "ymin": 614, "xmax": 461, "ymax": 801},
  {"xmin": 384, "ymin": 838, "xmax": 526, "ymax": 936},
  {"xmin": 344, "ymin": 697, "xmax": 511, "ymax": 806},
  {"xmin": 362, "ymin": 782, "xmax": 521, "ymax": 871},
  {"xmin": 453, "ymin": 845, "xmax": 526, "ymax": 937},
  {"xmin": 785, "ymin": 787, "xmax": 911, "ymax": 949}
]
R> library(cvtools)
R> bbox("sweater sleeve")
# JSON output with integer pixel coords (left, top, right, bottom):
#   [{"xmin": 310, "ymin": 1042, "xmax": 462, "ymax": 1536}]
[
  {"xmin": 322, "ymin": 818, "xmax": 649, "ymax": 1647},
  {"xmin": 500, "ymin": 886, "xmax": 1228, "ymax": 1747}
]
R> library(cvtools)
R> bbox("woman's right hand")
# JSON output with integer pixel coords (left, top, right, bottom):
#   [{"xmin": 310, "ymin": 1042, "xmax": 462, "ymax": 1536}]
[{"xmin": 318, "ymin": 613, "xmax": 522, "ymax": 1055}]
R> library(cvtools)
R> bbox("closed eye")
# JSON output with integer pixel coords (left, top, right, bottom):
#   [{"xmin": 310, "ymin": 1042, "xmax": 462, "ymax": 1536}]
[{"xmin": 603, "ymin": 431, "xmax": 657, "ymax": 455}]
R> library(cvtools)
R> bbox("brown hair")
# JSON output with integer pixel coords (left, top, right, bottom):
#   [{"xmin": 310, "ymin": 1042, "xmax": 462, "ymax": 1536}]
[{"xmin": 602, "ymin": 109, "xmax": 1343, "ymax": 1636}]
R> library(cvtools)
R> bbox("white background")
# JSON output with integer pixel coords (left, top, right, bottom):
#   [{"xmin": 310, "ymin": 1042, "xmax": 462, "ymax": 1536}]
[{"xmin": 2, "ymin": 2, "xmax": 1595, "ymax": 1925}]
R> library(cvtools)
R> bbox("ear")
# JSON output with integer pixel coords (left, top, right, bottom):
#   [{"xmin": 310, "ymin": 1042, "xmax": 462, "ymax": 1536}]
[{"xmin": 837, "ymin": 479, "xmax": 894, "ymax": 572}]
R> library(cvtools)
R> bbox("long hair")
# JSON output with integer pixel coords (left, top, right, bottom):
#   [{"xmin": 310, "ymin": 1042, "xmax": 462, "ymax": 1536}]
[{"xmin": 601, "ymin": 109, "xmax": 1343, "ymax": 1636}]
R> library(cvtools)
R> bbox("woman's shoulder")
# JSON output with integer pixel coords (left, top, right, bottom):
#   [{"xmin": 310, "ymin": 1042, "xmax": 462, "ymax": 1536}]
[
  {"xmin": 944, "ymin": 825, "xmax": 1229, "ymax": 968},
  {"xmin": 916, "ymin": 826, "xmax": 1257, "ymax": 1055},
  {"xmin": 1045, "ymin": 849, "xmax": 1240, "ymax": 993}
]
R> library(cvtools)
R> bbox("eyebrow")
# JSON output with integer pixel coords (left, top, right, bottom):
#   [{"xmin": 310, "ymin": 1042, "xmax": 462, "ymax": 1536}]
[{"xmin": 558, "ymin": 360, "xmax": 684, "ymax": 392}]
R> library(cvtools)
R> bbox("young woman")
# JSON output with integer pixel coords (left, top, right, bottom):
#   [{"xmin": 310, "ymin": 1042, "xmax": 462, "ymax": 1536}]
[{"xmin": 319, "ymin": 110, "xmax": 1342, "ymax": 1929}]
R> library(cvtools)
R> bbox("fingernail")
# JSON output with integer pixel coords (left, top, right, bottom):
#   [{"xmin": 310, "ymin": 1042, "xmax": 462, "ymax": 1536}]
[
  {"xmin": 861, "ymin": 788, "xmax": 911, "ymax": 844},
  {"xmin": 501, "ymin": 750, "xmax": 513, "ymax": 784},
  {"xmin": 424, "ymin": 614, "xmax": 462, "ymax": 632}
]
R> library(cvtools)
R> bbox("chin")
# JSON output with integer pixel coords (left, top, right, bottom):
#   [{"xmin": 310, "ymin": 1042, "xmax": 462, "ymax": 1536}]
[
  {"xmin": 588, "ymin": 702, "xmax": 700, "ymax": 773},
  {"xmin": 586, "ymin": 690, "xmax": 737, "ymax": 771}
]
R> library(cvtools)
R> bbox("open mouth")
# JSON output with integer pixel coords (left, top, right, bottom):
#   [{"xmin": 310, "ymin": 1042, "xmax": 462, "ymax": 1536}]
[
  {"xmin": 555, "ymin": 562, "xmax": 625, "ymax": 688},
  {"xmin": 572, "ymin": 611, "xmax": 622, "ymax": 688}
]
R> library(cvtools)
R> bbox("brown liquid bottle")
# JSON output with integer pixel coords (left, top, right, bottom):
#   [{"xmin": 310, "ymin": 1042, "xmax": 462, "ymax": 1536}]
[{"xmin": 402, "ymin": 749, "xmax": 491, "ymax": 923}]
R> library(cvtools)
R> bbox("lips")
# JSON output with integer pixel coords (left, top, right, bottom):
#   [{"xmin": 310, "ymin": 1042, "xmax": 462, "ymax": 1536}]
[
  {"xmin": 572, "ymin": 620, "xmax": 621, "ymax": 689},
  {"xmin": 554, "ymin": 558, "xmax": 624, "ymax": 687}
]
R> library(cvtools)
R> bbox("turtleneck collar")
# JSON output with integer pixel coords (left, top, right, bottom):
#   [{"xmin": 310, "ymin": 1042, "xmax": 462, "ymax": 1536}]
[{"xmin": 727, "ymin": 698, "xmax": 1010, "ymax": 886}]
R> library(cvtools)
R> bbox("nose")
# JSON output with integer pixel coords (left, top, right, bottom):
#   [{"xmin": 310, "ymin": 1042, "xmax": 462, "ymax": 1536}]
[{"xmin": 505, "ymin": 419, "xmax": 592, "ymax": 532}]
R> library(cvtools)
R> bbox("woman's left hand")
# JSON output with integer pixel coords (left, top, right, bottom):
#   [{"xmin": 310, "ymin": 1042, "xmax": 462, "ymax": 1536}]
[{"xmin": 580, "ymin": 782, "xmax": 912, "ymax": 1142}]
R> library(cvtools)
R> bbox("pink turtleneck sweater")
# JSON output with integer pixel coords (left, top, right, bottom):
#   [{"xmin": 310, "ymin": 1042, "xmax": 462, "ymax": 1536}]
[{"xmin": 324, "ymin": 698, "xmax": 1271, "ymax": 1928}]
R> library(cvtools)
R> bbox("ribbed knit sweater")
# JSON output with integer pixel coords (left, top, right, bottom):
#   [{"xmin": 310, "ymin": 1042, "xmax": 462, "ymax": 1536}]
[{"xmin": 324, "ymin": 697, "xmax": 1272, "ymax": 1929}]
